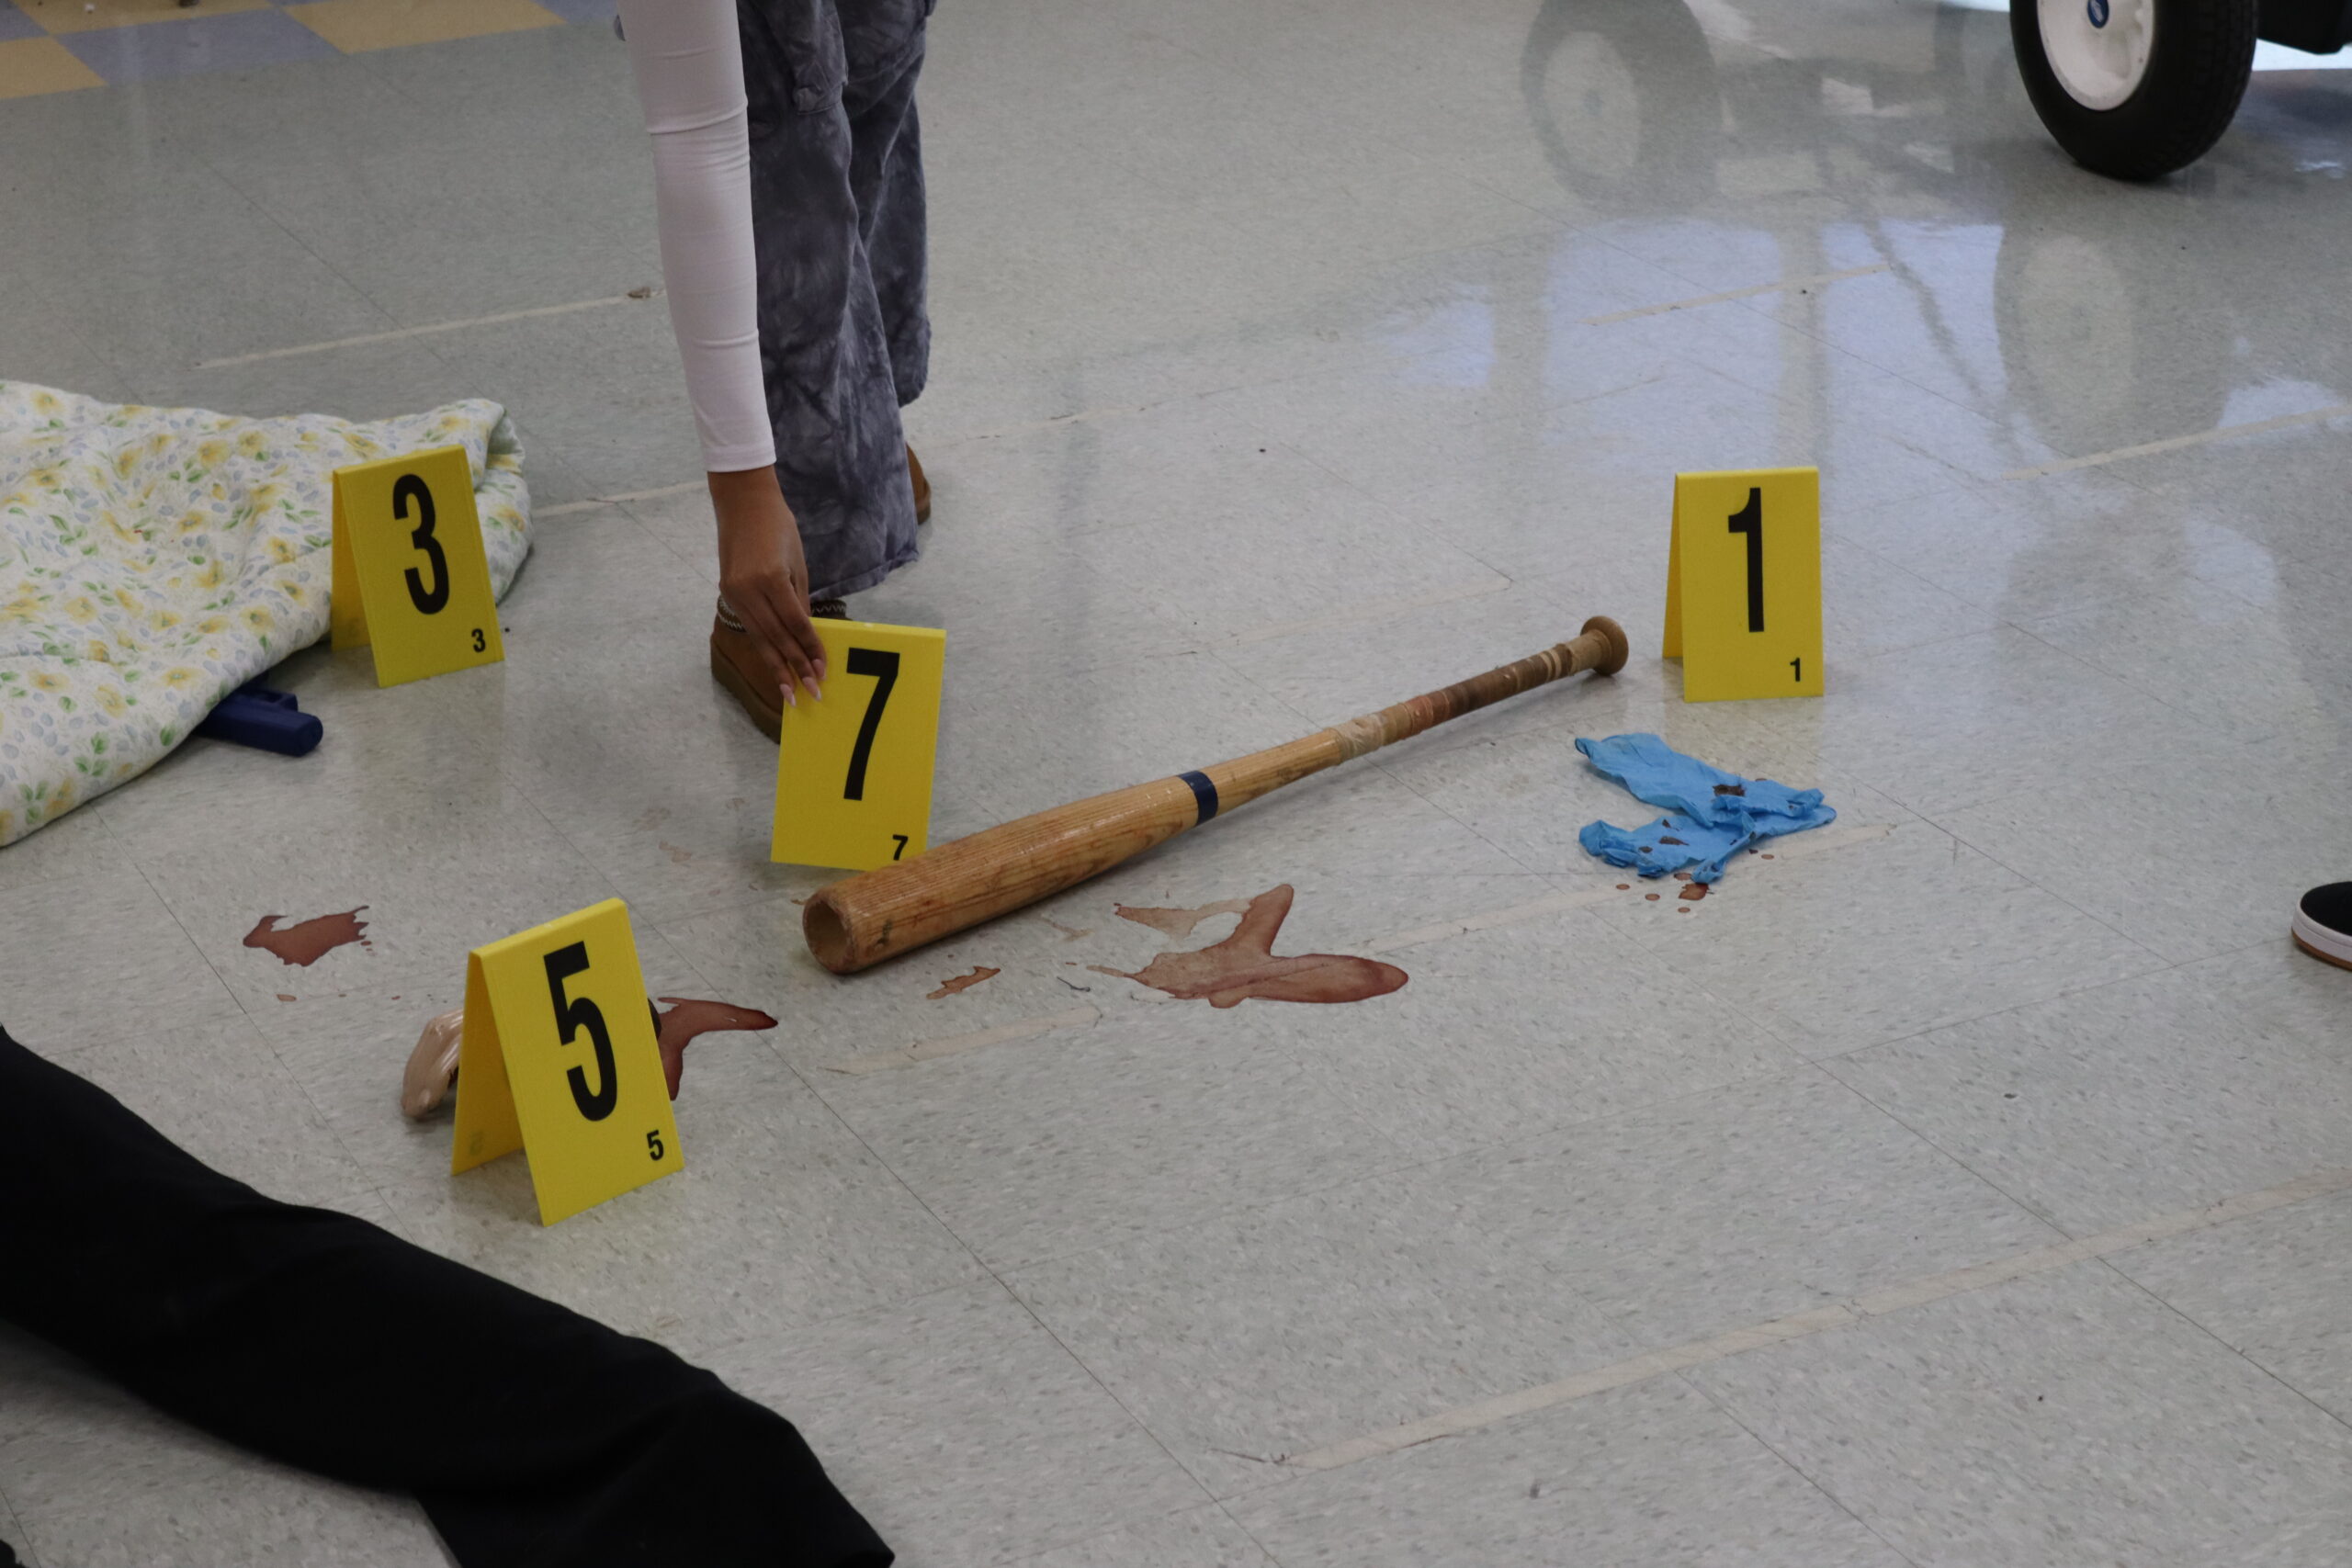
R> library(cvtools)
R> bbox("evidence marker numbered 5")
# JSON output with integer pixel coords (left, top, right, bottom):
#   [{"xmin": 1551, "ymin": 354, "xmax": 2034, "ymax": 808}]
[
  {"xmin": 1664, "ymin": 465, "xmax": 1823, "ymax": 704},
  {"xmin": 452, "ymin": 897, "xmax": 682, "ymax": 1227},
  {"xmin": 330, "ymin": 445, "xmax": 505, "ymax": 687},
  {"xmin": 772, "ymin": 619, "xmax": 946, "ymax": 873}
]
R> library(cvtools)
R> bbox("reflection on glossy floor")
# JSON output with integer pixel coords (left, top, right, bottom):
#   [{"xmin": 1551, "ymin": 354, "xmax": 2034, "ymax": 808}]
[{"xmin": 6, "ymin": 0, "xmax": 2352, "ymax": 1562}]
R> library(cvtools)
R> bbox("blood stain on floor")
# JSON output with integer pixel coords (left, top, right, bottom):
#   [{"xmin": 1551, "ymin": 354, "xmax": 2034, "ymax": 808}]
[
  {"xmin": 1113, "ymin": 897, "xmax": 1252, "ymax": 939},
  {"xmin": 928, "ymin": 965, "xmax": 1001, "ymax": 1000},
  {"xmin": 1041, "ymin": 916, "xmax": 1092, "ymax": 941},
  {"xmin": 1094, "ymin": 884, "xmax": 1407, "ymax": 1008},
  {"xmin": 654, "ymin": 998, "xmax": 779, "ymax": 1099},
  {"xmin": 243, "ymin": 907, "xmax": 369, "ymax": 966},
  {"xmin": 1645, "ymin": 893, "xmax": 1661, "ymax": 901},
  {"xmin": 1680, "ymin": 883, "xmax": 1709, "ymax": 901}
]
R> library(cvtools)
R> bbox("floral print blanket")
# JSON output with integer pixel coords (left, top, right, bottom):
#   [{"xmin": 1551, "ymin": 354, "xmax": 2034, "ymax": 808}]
[{"xmin": 0, "ymin": 383, "xmax": 531, "ymax": 848}]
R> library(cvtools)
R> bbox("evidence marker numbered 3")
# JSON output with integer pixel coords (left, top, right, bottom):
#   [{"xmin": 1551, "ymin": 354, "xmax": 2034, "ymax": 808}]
[
  {"xmin": 772, "ymin": 619, "xmax": 945, "ymax": 874},
  {"xmin": 329, "ymin": 445, "xmax": 505, "ymax": 687}
]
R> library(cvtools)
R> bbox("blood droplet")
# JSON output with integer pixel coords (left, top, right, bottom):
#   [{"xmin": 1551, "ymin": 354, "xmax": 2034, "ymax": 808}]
[
  {"xmin": 653, "ymin": 998, "xmax": 779, "ymax": 1099},
  {"xmin": 244, "ymin": 908, "xmax": 368, "ymax": 967},
  {"xmin": 927, "ymin": 965, "xmax": 1000, "ymax": 999}
]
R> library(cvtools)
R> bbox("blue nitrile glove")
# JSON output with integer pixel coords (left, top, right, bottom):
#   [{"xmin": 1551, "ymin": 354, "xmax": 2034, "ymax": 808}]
[{"xmin": 1575, "ymin": 734, "xmax": 1835, "ymax": 884}]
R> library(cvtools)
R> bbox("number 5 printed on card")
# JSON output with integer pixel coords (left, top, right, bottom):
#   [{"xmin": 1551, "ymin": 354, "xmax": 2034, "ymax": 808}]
[{"xmin": 453, "ymin": 898, "xmax": 682, "ymax": 1226}]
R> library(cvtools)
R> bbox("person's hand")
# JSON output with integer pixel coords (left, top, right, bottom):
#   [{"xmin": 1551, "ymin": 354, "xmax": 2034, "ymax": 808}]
[{"xmin": 709, "ymin": 466, "xmax": 827, "ymax": 705}]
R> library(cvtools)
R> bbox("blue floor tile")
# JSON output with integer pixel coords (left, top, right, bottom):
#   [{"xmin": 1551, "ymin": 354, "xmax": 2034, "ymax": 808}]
[{"xmin": 61, "ymin": 8, "xmax": 337, "ymax": 84}]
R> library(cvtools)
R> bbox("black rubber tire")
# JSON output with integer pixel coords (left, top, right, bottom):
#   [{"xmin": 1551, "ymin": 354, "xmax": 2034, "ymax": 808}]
[{"xmin": 2010, "ymin": 0, "xmax": 2256, "ymax": 179}]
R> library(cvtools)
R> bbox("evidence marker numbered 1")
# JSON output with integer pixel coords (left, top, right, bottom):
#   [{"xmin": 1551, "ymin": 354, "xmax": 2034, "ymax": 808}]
[
  {"xmin": 1663, "ymin": 465, "xmax": 1823, "ymax": 703},
  {"xmin": 771, "ymin": 619, "xmax": 945, "ymax": 873},
  {"xmin": 330, "ymin": 445, "xmax": 505, "ymax": 687},
  {"xmin": 452, "ymin": 897, "xmax": 682, "ymax": 1226}
]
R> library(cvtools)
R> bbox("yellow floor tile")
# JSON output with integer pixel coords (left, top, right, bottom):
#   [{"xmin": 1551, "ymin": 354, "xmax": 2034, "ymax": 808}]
[
  {"xmin": 0, "ymin": 36, "xmax": 105, "ymax": 96},
  {"xmin": 15, "ymin": 0, "xmax": 271, "ymax": 35},
  {"xmin": 283, "ymin": 0, "xmax": 560, "ymax": 53}
]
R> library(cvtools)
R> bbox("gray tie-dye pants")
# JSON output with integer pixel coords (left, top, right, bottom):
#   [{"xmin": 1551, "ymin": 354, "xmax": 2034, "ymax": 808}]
[{"xmin": 738, "ymin": 0, "xmax": 933, "ymax": 599}]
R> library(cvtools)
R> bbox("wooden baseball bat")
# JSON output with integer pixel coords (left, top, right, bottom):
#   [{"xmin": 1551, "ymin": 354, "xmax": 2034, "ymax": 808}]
[{"xmin": 803, "ymin": 615, "xmax": 1630, "ymax": 975}]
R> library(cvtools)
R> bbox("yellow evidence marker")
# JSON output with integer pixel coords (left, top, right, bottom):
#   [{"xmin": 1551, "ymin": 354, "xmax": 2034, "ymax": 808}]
[
  {"xmin": 771, "ymin": 618, "xmax": 945, "ymax": 873},
  {"xmin": 330, "ymin": 446, "xmax": 505, "ymax": 687},
  {"xmin": 452, "ymin": 898, "xmax": 683, "ymax": 1226},
  {"xmin": 1664, "ymin": 466, "xmax": 1824, "ymax": 703}
]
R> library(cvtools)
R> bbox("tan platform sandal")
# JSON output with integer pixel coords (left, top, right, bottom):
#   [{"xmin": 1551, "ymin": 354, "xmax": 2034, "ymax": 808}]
[{"xmin": 710, "ymin": 596, "xmax": 849, "ymax": 740}]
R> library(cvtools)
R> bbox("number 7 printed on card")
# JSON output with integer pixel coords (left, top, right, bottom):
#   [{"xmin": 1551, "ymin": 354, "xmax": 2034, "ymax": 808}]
[{"xmin": 770, "ymin": 619, "xmax": 946, "ymax": 872}]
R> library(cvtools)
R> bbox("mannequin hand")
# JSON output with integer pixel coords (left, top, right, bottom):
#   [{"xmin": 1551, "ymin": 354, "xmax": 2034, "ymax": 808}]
[{"xmin": 709, "ymin": 466, "xmax": 826, "ymax": 705}]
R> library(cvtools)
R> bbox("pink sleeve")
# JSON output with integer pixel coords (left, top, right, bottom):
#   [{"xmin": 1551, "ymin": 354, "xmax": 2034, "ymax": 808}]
[{"xmin": 617, "ymin": 0, "xmax": 775, "ymax": 473}]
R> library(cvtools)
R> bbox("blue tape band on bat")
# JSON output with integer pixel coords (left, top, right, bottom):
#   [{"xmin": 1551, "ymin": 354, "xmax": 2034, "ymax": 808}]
[{"xmin": 1177, "ymin": 770, "xmax": 1220, "ymax": 824}]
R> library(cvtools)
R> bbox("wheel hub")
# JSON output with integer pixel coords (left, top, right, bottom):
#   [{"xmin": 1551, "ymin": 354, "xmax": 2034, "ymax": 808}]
[{"xmin": 2041, "ymin": 0, "xmax": 2154, "ymax": 110}]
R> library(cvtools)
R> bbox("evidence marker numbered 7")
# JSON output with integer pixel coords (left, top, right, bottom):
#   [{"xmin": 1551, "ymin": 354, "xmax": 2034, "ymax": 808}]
[
  {"xmin": 1664, "ymin": 466, "xmax": 1823, "ymax": 704},
  {"xmin": 772, "ymin": 619, "xmax": 946, "ymax": 873},
  {"xmin": 330, "ymin": 445, "xmax": 505, "ymax": 687},
  {"xmin": 453, "ymin": 898, "xmax": 683, "ymax": 1226}
]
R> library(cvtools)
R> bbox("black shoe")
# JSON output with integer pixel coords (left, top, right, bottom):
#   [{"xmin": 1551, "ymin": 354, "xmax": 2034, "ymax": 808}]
[{"xmin": 2292, "ymin": 883, "xmax": 2352, "ymax": 971}]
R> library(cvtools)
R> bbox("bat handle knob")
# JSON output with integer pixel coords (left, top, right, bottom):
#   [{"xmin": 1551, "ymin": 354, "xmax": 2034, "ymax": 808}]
[{"xmin": 1574, "ymin": 616, "xmax": 1631, "ymax": 677}]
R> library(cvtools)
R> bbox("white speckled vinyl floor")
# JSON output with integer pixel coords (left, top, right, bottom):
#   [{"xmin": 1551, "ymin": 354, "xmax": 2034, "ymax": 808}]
[{"xmin": 5, "ymin": 0, "xmax": 2352, "ymax": 1562}]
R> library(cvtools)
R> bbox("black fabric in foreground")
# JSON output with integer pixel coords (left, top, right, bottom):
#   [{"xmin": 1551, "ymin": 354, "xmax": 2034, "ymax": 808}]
[{"xmin": 0, "ymin": 1026, "xmax": 892, "ymax": 1568}]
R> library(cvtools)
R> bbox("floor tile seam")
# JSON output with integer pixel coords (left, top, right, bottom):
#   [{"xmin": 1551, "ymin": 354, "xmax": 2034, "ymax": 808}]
[
  {"xmin": 118, "ymin": 857, "xmax": 246, "ymax": 1025},
  {"xmin": 1724, "ymin": 246, "xmax": 2020, "ymax": 437},
  {"xmin": 189, "ymin": 289, "xmax": 669, "ymax": 374},
  {"xmin": 1802, "ymin": 946, "xmax": 2182, "ymax": 1073},
  {"xmin": 1357, "ymin": 754, "xmax": 1571, "ymax": 881},
  {"xmin": 982, "ymin": 1133, "xmax": 1446, "ymax": 1282},
  {"xmin": 1757, "ymin": 1061, "xmax": 2076, "ymax": 1248},
  {"xmin": 120, "ymin": 127, "xmax": 411, "ymax": 386},
  {"xmin": 991, "ymin": 1500, "xmax": 1279, "ymax": 1568},
  {"xmin": 2000, "ymin": 596, "xmax": 2304, "ymax": 732},
  {"xmin": 720, "ymin": 1024, "xmax": 1015, "ymax": 1327},
  {"xmin": 1826, "ymin": 610, "xmax": 2018, "ymax": 671},
  {"xmin": 1809, "ymin": 1015, "xmax": 2161, "ymax": 1242},
  {"xmin": 1667, "ymin": 1367, "xmax": 1930, "ymax": 1568},
  {"xmin": 979, "ymin": 1262, "xmax": 1234, "ymax": 1544},
  {"xmin": 1815, "ymin": 518, "xmax": 2018, "ymax": 618},
  {"xmin": 1697, "ymin": 320, "xmax": 2059, "ymax": 489},
  {"xmin": 639, "ymin": 1269, "xmax": 1003, "ymax": 1379},
  {"xmin": 1279, "ymin": 1163, "xmax": 2352, "ymax": 1476},
  {"xmin": 2002, "ymin": 400, "xmax": 2352, "ymax": 482},
  {"xmin": 910, "ymin": 325, "xmax": 1430, "ymax": 451},
  {"xmin": 988, "ymin": 1062, "xmax": 1907, "ymax": 1296},
  {"xmin": 2086, "ymin": 1252, "xmax": 2352, "ymax": 1447},
  {"xmin": 1925, "ymin": 804, "xmax": 2206, "ymax": 968},
  {"xmin": 1550, "ymin": 915, "xmax": 1820, "ymax": 1074}
]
